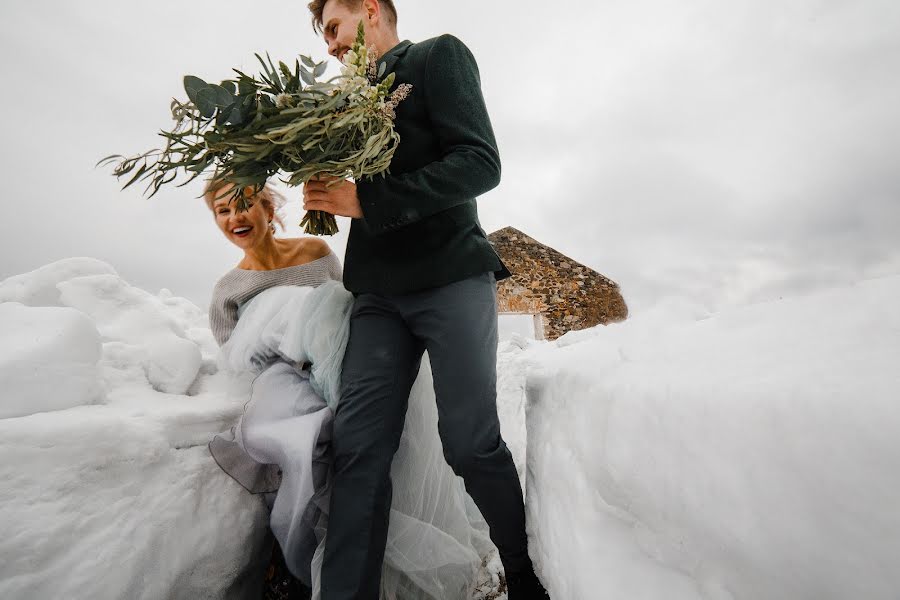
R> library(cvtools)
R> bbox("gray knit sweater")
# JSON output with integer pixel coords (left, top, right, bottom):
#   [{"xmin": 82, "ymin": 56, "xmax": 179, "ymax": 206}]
[{"xmin": 208, "ymin": 252, "xmax": 343, "ymax": 346}]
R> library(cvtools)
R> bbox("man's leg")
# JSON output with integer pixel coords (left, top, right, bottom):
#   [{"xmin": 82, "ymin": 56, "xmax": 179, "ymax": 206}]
[
  {"xmin": 402, "ymin": 272, "xmax": 530, "ymax": 574},
  {"xmin": 321, "ymin": 293, "xmax": 424, "ymax": 600}
]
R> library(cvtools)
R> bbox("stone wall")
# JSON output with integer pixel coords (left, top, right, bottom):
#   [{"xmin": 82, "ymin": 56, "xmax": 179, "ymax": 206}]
[{"xmin": 488, "ymin": 227, "xmax": 628, "ymax": 340}]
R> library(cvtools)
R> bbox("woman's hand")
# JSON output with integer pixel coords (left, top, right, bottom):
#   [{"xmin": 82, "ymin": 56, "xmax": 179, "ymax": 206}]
[{"xmin": 303, "ymin": 176, "xmax": 363, "ymax": 219}]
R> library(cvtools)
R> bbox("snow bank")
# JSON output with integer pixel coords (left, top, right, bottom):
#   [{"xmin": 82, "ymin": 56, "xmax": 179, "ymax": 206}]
[
  {"xmin": 523, "ymin": 275, "xmax": 900, "ymax": 599},
  {"xmin": 0, "ymin": 259, "xmax": 269, "ymax": 599},
  {"xmin": 0, "ymin": 257, "xmax": 117, "ymax": 307},
  {"xmin": 0, "ymin": 303, "xmax": 102, "ymax": 418},
  {"xmin": 57, "ymin": 273, "xmax": 203, "ymax": 395},
  {"xmin": 6, "ymin": 256, "xmax": 895, "ymax": 600}
]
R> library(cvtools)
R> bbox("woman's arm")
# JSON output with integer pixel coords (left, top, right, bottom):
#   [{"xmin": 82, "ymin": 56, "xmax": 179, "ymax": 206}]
[
  {"xmin": 323, "ymin": 250, "xmax": 344, "ymax": 283},
  {"xmin": 209, "ymin": 282, "xmax": 239, "ymax": 347}
]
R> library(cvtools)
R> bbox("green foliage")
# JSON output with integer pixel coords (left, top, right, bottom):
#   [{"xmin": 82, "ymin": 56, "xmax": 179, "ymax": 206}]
[{"xmin": 99, "ymin": 21, "xmax": 408, "ymax": 236}]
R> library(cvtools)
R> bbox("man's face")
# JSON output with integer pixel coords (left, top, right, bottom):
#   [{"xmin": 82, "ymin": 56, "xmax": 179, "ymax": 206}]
[{"xmin": 321, "ymin": 0, "xmax": 369, "ymax": 61}]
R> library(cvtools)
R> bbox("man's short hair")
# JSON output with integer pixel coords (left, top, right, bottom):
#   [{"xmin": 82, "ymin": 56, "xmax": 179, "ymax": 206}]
[{"xmin": 307, "ymin": 0, "xmax": 398, "ymax": 33}]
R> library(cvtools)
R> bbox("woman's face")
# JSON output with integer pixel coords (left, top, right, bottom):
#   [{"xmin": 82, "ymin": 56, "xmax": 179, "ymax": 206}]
[{"xmin": 210, "ymin": 184, "xmax": 274, "ymax": 250}]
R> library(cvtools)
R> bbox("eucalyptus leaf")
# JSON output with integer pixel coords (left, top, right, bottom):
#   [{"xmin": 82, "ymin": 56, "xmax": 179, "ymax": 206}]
[
  {"xmin": 255, "ymin": 53, "xmax": 283, "ymax": 92},
  {"xmin": 183, "ymin": 75, "xmax": 208, "ymax": 104},
  {"xmin": 206, "ymin": 84, "xmax": 234, "ymax": 107},
  {"xmin": 195, "ymin": 88, "xmax": 217, "ymax": 118},
  {"xmin": 301, "ymin": 55, "xmax": 316, "ymax": 69},
  {"xmin": 254, "ymin": 53, "xmax": 271, "ymax": 77},
  {"xmin": 313, "ymin": 62, "xmax": 328, "ymax": 78},
  {"xmin": 266, "ymin": 53, "xmax": 282, "ymax": 86},
  {"xmin": 122, "ymin": 163, "xmax": 148, "ymax": 189},
  {"xmin": 216, "ymin": 104, "xmax": 231, "ymax": 125},
  {"xmin": 237, "ymin": 73, "xmax": 258, "ymax": 96},
  {"xmin": 95, "ymin": 154, "xmax": 123, "ymax": 167},
  {"xmin": 300, "ymin": 68, "xmax": 315, "ymax": 86},
  {"xmin": 279, "ymin": 61, "xmax": 292, "ymax": 80}
]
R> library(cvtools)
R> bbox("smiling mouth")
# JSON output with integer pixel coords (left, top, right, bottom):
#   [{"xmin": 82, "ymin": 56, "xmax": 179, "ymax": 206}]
[{"xmin": 232, "ymin": 226, "xmax": 252, "ymax": 237}]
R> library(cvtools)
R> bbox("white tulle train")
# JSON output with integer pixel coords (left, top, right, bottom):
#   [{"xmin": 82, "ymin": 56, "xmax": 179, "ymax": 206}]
[{"xmin": 211, "ymin": 282, "xmax": 492, "ymax": 599}]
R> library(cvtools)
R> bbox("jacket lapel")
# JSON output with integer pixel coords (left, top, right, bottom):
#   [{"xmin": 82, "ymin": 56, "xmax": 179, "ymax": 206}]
[{"xmin": 377, "ymin": 40, "xmax": 413, "ymax": 80}]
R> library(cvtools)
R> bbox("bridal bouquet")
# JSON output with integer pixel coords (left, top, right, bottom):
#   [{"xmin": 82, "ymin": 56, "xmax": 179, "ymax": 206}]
[{"xmin": 99, "ymin": 22, "xmax": 411, "ymax": 235}]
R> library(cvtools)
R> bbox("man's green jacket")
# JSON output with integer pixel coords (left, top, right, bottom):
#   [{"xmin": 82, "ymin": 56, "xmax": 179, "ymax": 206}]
[{"xmin": 347, "ymin": 34, "xmax": 510, "ymax": 294}]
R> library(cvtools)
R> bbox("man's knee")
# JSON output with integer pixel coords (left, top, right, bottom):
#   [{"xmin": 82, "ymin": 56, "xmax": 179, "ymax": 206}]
[
  {"xmin": 440, "ymin": 433, "xmax": 507, "ymax": 477},
  {"xmin": 331, "ymin": 404, "xmax": 404, "ymax": 482}
]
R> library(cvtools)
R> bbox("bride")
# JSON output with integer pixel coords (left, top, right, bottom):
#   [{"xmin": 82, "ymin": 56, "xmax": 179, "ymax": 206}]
[{"xmin": 204, "ymin": 179, "xmax": 491, "ymax": 599}]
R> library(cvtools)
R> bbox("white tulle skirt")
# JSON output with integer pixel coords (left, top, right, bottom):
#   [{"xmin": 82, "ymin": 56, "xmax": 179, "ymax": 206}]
[{"xmin": 210, "ymin": 282, "xmax": 492, "ymax": 599}]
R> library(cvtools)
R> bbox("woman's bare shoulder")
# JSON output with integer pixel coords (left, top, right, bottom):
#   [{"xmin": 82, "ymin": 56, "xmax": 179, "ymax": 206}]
[
  {"xmin": 306, "ymin": 236, "xmax": 332, "ymax": 259},
  {"xmin": 285, "ymin": 236, "xmax": 331, "ymax": 262}
]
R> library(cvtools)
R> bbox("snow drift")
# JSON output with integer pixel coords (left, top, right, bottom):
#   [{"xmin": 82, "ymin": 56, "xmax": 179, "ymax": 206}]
[
  {"xmin": 0, "ymin": 303, "xmax": 102, "ymax": 419},
  {"xmin": 0, "ymin": 258, "xmax": 270, "ymax": 599},
  {"xmin": 521, "ymin": 275, "xmax": 900, "ymax": 600}
]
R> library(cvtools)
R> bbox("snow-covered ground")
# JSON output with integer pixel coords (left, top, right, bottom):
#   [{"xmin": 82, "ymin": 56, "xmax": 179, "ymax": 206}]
[{"xmin": 1, "ymin": 259, "xmax": 897, "ymax": 599}]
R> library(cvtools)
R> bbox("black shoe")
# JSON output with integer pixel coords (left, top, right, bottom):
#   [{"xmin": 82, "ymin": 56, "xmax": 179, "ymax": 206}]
[{"xmin": 505, "ymin": 565, "xmax": 550, "ymax": 600}]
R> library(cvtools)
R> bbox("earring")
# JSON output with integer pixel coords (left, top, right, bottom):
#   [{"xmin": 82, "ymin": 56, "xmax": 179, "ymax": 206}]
[{"xmin": 269, "ymin": 220, "xmax": 276, "ymax": 234}]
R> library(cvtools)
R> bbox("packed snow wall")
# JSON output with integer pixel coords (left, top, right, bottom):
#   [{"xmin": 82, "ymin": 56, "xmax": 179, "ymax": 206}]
[
  {"xmin": 0, "ymin": 258, "xmax": 271, "ymax": 599},
  {"xmin": 524, "ymin": 275, "xmax": 900, "ymax": 600}
]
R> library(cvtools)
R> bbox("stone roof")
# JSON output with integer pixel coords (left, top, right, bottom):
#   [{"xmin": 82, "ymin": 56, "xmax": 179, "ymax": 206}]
[{"xmin": 488, "ymin": 226, "xmax": 628, "ymax": 340}]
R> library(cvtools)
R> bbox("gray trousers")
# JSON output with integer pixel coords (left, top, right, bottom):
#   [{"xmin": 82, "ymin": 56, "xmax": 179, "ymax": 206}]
[{"xmin": 320, "ymin": 272, "xmax": 528, "ymax": 599}]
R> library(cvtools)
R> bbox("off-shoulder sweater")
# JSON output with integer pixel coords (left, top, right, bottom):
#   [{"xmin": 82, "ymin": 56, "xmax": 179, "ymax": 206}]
[{"xmin": 208, "ymin": 252, "xmax": 343, "ymax": 346}]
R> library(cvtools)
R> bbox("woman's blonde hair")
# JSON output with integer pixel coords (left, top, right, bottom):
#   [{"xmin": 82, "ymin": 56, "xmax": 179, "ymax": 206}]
[{"xmin": 204, "ymin": 177, "xmax": 287, "ymax": 232}]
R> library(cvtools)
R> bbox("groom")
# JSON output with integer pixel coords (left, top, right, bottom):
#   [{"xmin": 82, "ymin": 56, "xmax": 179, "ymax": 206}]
[{"xmin": 303, "ymin": 1, "xmax": 549, "ymax": 598}]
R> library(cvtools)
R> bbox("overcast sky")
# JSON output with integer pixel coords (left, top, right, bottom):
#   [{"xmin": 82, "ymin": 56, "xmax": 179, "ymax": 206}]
[{"xmin": 1, "ymin": 0, "xmax": 898, "ymax": 316}]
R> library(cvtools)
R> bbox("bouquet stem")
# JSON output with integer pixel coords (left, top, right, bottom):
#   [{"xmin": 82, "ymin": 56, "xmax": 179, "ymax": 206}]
[{"xmin": 299, "ymin": 210, "xmax": 339, "ymax": 236}]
